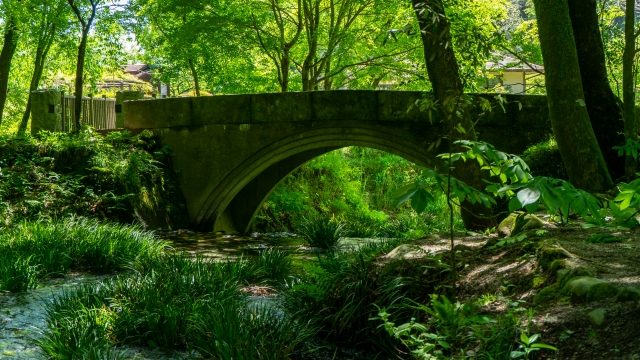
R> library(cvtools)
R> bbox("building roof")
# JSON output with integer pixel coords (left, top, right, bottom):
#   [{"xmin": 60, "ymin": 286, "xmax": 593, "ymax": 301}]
[
  {"xmin": 123, "ymin": 63, "xmax": 153, "ymax": 82},
  {"xmin": 485, "ymin": 55, "xmax": 544, "ymax": 73}
]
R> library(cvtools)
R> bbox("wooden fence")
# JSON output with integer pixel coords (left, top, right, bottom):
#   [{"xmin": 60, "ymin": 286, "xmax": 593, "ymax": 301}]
[{"xmin": 61, "ymin": 95, "xmax": 116, "ymax": 131}]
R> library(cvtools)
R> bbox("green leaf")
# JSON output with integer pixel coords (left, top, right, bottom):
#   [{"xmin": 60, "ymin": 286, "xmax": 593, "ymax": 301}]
[
  {"xmin": 411, "ymin": 189, "xmax": 433, "ymax": 213},
  {"xmin": 530, "ymin": 343, "xmax": 558, "ymax": 351},
  {"xmin": 392, "ymin": 183, "xmax": 420, "ymax": 208},
  {"xmin": 517, "ymin": 188, "xmax": 540, "ymax": 207},
  {"xmin": 508, "ymin": 197, "xmax": 522, "ymax": 212}
]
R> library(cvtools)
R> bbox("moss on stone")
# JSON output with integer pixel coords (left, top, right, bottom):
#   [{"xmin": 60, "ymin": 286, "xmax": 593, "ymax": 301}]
[
  {"xmin": 563, "ymin": 276, "xmax": 618, "ymax": 303},
  {"xmin": 537, "ymin": 246, "xmax": 569, "ymax": 273}
]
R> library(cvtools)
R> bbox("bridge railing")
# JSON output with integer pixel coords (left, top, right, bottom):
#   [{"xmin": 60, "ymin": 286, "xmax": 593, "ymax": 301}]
[
  {"xmin": 61, "ymin": 94, "xmax": 116, "ymax": 132},
  {"xmin": 31, "ymin": 89, "xmax": 144, "ymax": 135}
]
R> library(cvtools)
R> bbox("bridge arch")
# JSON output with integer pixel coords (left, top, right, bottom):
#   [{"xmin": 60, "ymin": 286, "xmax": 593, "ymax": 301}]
[{"xmin": 202, "ymin": 127, "xmax": 438, "ymax": 233}]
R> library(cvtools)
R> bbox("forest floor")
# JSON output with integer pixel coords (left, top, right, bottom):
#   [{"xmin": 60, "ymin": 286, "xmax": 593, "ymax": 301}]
[{"xmin": 403, "ymin": 221, "xmax": 640, "ymax": 359}]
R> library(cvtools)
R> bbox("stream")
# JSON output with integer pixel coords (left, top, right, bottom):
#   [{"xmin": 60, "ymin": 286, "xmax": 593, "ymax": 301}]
[
  {"xmin": 0, "ymin": 231, "xmax": 386, "ymax": 359},
  {"xmin": 0, "ymin": 232, "xmax": 306, "ymax": 359}
]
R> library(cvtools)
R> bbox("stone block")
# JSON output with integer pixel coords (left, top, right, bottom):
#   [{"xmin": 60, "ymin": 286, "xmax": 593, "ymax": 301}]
[
  {"xmin": 252, "ymin": 92, "xmax": 311, "ymax": 123},
  {"xmin": 31, "ymin": 90, "xmax": 62, "ymax": 135},
  {"xmin": 125, "ymin": 98, "xmax": 193, "ymax": 129},
  {"xmin": 378, "ymin": 91, "xmax": 430, "ymax": 122},
  {"xmin": 191, "ymin": 95, "xmax": 251, "ymax": 125},
  {"xmin": 312, "ymin": 90, "xmax": 377, "ymax": 122}
]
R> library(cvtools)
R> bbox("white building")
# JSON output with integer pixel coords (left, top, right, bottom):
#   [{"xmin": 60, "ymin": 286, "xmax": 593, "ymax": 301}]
[{"xmin": 484, "ymin": 55, "xmax": 544, "ymax": 94}]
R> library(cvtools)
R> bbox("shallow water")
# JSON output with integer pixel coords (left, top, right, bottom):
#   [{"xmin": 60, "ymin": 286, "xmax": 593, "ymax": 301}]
[
  {"xmin": 159, "ymin": 230, "xmax": 308, "ymax": 258},
  {"xmin": 0, "ymin": 274, "xmax": 104, "ymax": 359}
]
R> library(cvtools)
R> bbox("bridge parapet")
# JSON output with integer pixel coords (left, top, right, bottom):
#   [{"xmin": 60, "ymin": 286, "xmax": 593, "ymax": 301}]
[{"xmin": 124, "ymin": 91, "xmax": 548, "ymax": 131}]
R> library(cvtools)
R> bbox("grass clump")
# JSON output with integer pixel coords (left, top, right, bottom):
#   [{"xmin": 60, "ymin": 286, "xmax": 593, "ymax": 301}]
[
  {"xmin": 38, "ymin": 255, "xmax": 315, "ymax": 359},
  {"xmin": 378, "ymin": 295, "xmax": 525, "ymax": 359},
  {"xmin": 0, "ymin": 218, "xmax": 165, "ymax": 292},
  {"xmin": 298, "ymin": 215, "xmax": 346, "ymax": 249}
]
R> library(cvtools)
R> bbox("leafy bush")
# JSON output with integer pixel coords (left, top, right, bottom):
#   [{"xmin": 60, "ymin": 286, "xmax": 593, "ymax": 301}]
[
  {"xmin": 378, "ymin": 295, "xmax": 526, "ymax": 359},
  {"xmin": 284, "ymin": 240, "xmax": 449, "ymax": 354},
  {"xmin": 0, "ymin": 130, "xmax": 185, "ymax": 228}
]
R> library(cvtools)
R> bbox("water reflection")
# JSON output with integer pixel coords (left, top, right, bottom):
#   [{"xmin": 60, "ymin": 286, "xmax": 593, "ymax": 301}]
[{"xmin": 157, "ymin": 230, "xmax": 306, "ymax": 259}]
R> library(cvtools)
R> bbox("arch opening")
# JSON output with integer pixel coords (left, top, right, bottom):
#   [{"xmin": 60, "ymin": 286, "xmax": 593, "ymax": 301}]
[{"xmin": 203, "ymin": 128, "xmax": 447, "ymax": 234}]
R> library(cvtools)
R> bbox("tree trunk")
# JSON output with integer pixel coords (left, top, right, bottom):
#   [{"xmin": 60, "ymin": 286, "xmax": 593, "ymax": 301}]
[
  {"xmin": 68, "ymin": 0, "xmax": 98, "ymax": 132},
  {"xmin": 568, "ymin": 0, "xmax": 626, "ymax": 180},
  {"xmin": 0, "ymin": 17, "xmax": 19, "ymax": 126},
  {"xmin": 623, "ymin": 0, "xmax": 638, "ymax": 177},
  {"xmin": 412, "ymin": 0, "xmax": 495, "ymax": 230},
  {"xmin": 19, "ymin": 29, "xmax": 55, "ymax": 134},
  {"xmin": 73, "ymin": 28, "xmax": 89, "ymax": 131},
  {"xmin": 187, "ymin": 58, "xmax": 201, "ymax": 96},
  {"xmin": 301, "ymin": 0, "xmax": 320, "ymax": 91},
  {"xmin": 533, "ymin": 0, "xmax": 613, "ymax": 192}
]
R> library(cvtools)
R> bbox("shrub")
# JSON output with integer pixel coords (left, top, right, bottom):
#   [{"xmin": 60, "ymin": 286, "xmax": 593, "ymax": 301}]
[
  {"xmin": 521, "ymin": 138, "xmax": 567, "ymax": 179},
  {"xmin": 283, "ymin": 239, "xmax": 446, "ymax": 355},
  {"xmin": 0, "ymin": 130, "xmax": 186, "ymax": 228}
]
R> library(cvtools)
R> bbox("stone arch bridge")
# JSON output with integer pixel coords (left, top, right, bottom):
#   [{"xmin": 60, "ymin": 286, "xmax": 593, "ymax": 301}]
[{"xmin": 124, "ymin": 91, "xmax": 549, "ymax": 233}]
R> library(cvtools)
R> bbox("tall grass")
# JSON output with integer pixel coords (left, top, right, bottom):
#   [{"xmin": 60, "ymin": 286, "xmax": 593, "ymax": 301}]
[
  {"xmin": 38, "ymin": 255, "xmax": 315, "ymax": 359},
  {"xmin": 0, "ymin": 218, "xmax": 166, "ymax": 292}
]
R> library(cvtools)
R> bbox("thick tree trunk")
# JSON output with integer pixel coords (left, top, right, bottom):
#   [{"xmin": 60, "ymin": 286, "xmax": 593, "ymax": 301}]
[
  {"xmin": 411, "ymin": 0, "xmax": 462, "ymax": 101},
  {"xmin": 412, "ymin": 0, "xmax": 495, "ymax": 230},
  {"xmin": 568, "ymin": 0, "xmax": 626, "ymax": 180},
  {"xmin": 280, "ymin": 50, "xmax": 290, "ymax": 92},
  {"xmin": 533, "ymin": 0, "xmax": 613, "ymax": 192},
  {"xmin": 623, "ymin": 0, "xmax": 638, "ymax": 177},
  {"xmin": 0, "ymin": 17, "xmax": 19, "ymax": 126}
]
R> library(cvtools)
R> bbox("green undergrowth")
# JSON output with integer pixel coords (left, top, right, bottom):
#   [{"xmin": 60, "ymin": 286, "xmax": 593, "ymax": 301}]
[
  {"xmin": 283, "ymin": 238, "xmax": 452, "ymax": 355},
  {"xmin": 254, "ymin": 147, "xmax": 461, "ymax": 239},
  {"xmin": 0, "ymin": 218, "xmax": 166, "ymax": 292},
  {"xmin": 0, "ymin": 129, "xmax": 186, "ymax": 228}
]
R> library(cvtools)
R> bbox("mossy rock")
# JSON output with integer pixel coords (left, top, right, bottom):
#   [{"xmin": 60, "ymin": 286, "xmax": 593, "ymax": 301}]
[
  {"xmin": 521, "ymin": 138, "xmax": 567, "ymax": 179},
  {"xmin": 588, "ymin": 308, "xmax": 607, "ymax": 327},
  {"xmin": 537, "ymin": 246, "xmax": 569, "ymax": 273},
  {"xmin": 498, "ymin": 212, "xmax": 545, "ymax": 237},
  {"xmin": 382, "ymin": 244, "xmax": 426, "ymax": 261},
  {"xmin": 534, "ymin": 283, "xmax": 562, "ymax": 305},
  {"xmin": 563, "ymin": 277, "xmax": 618, "ymax": 303}
]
